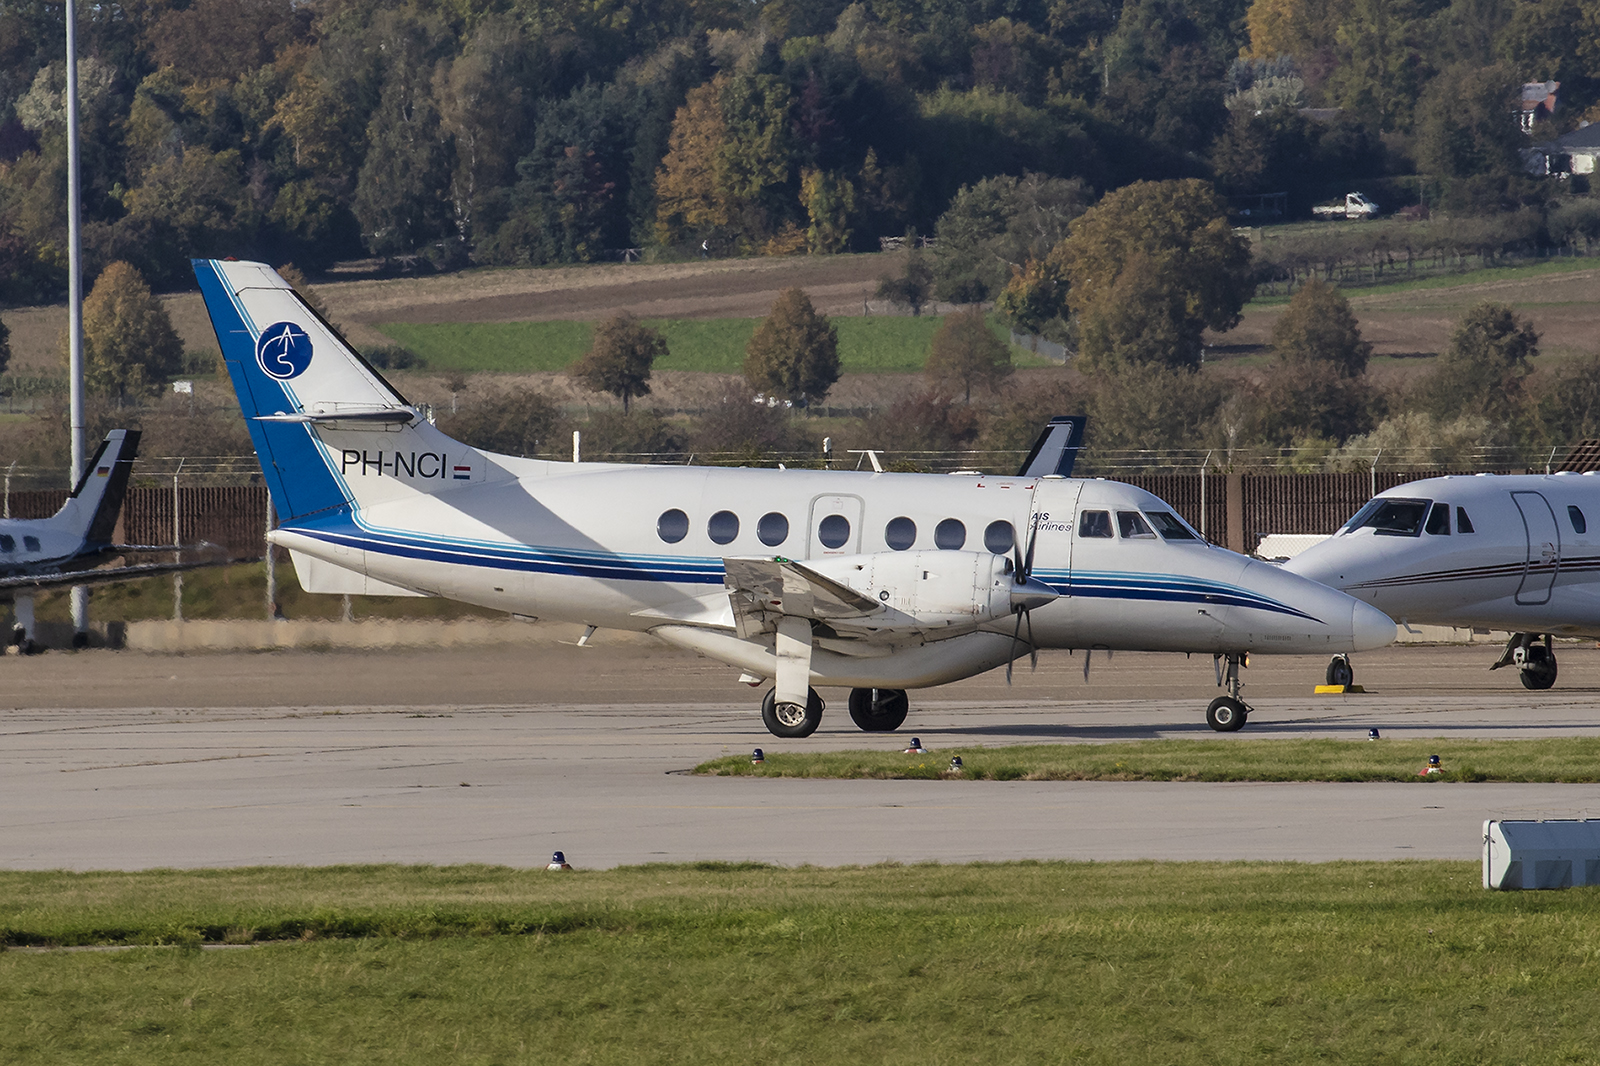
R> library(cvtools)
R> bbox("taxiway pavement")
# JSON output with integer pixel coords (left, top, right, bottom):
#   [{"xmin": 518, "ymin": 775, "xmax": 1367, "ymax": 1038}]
[{"xmin": 4, "ymin": 641, "xmax": 1600, "ymax": 869}]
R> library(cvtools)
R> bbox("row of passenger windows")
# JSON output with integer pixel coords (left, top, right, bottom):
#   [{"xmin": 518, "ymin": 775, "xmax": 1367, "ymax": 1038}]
[
  {"xmin": 657, "ymin": 508, "xmax": 1201, "ymax": 550},
  {"xmin": 657, "ymin": 508, "xmax": 1018, "ymax": 552},
  {"xmin": 0, "ymin": 534, "xmax": 39, "ymax": 553}
]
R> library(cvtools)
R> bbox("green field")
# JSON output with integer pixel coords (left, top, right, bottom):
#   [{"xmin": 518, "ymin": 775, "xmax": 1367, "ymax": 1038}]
[
  {"xmin": 696, "ymin": 738, "xmax": 1600, "ymax": 783},
  {"xmin": 1245, "ymin": 258, "xmax": 1600, "ymax": 307},
  {"xmin": 3, "ymin": 862, "xmax": 1596, "ymax": 1063},
  {"xmin": 378, "ymin": 315, "xmax": 1056, "ymax": 374}
]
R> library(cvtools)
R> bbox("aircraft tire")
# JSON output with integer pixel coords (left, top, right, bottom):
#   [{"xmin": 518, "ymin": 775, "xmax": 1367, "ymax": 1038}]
[
  {"xmin": 847, "ymin": 688, "xmax": 909, "ymax": 731},
  {"xmin": 1206, "ymin": 696, "xmax": 1248, "ymax": 732},
  {"xmin": 1325, "ymin": 654, "xmax": 1354, "ymax": 687},
  {"xmin": 762, "ymin": 688, "xmax": 824, "ymax": 738},
  {"xmin": 1520, "ymin": 653, "xmax": 1558, "ymax": 691}
]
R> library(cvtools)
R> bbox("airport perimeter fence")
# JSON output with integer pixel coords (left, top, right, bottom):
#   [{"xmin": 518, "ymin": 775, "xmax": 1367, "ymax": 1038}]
[{"xmin": 0, "ymin": 469, "xmax": 1508, "ymax": 562}]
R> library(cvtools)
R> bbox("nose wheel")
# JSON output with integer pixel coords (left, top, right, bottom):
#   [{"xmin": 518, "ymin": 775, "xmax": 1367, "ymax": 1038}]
[
  {"xmin": 1207, "ymin": 653, "xmax": 1251, "ymax": 731},
  {"xmin": 1325, "ymin": 654, "xmax": 1354, "ymax": 687},
  {"xmin": 1492, "ymin": 633, "xmax": 1559, "ymax": 691}
]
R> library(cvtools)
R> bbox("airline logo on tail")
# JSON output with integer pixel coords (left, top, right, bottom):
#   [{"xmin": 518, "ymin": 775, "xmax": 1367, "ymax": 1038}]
[{"xmin": 256, "ymin": 321, "xmax": 314, "ymax": 380}]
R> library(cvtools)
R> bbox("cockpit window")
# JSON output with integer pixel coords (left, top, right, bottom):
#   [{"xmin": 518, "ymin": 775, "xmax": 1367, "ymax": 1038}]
[
  {"xmin": 1571, "ymin": 506, "xmax": 1587, "ymax": 534},
  {"xmin": 1079, "ymin": 510, "xmax": 1113, "ymax": 538},
  {"xmin": 1118, "ymin": 511, "xmax": 1156, "ymax": 538},
  {"xmin": 1146, "ymin": 511, "xmax": 1199, "ymax": 540},
  {"xmin": 1456, "ymin": 507, "xmax": 1475, "ymax": 533},
  {"xmin": 1425, "ymin": 502, "xmax": 1450, "ymax": 535},
  {"xmin": 1342, "ymin": 498, "xmax": 1429, "ymax": 537}
]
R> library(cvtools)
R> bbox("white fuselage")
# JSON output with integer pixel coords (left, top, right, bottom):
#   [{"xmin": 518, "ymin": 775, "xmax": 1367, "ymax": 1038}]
[
  {"xmin": 1284, "ymin": 472, "xmax": 1600, "ymax": 635},
  {"xmin": 275, "ymin": 449, "xmax": 1393, "ymax": 690}
]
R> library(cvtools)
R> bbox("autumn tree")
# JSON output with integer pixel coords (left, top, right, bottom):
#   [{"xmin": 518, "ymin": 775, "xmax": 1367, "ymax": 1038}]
[
  {"xmin": 996, "ymin": 254, "xmax": 1069, "ymax": 338},
  {"xmin": 1060, "ymin": 179, "xmax": 1253, "ymax": 373},
  {"xmin": 744, "ymin": 288, "xmax": 840, "ymax": 407},
  {"xmin": 654, "ymin": 78, "xmax": 732, "ymax": 244},
  {"xmin": 0, "ymin": 314, "xmax": 10, "ymax": 377},
  {"xmin": 1272, "ymin": 277, "xmax": 1370, "ymax": 377},
  {"xmin": 569, "ymin": 314, "xmax": 667, "ymax": 414},
  {"xmin": 440, "ymin": 386, "xmax": 564, "ymax": 458},
  {"xmin": 925, "ymin": 308, "xmax": 1013, "ymax": 402},
  {"xmin": 73, "ymin": 262, "xmax": 184, "ymax": 400}
]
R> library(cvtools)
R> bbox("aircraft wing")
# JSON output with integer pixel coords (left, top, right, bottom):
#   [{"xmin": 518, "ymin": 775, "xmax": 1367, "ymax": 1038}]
[
  {"xmin": 723, "ymin": 557, "xmax": 885, "ymax": 639},
  {"xmin": 0, "ymin": 556, "xmax": 235, "ymax": 593}
]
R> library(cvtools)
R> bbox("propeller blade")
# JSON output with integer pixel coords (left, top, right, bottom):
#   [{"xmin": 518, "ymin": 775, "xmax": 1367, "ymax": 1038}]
[
  {"xmin": 1023, "ymin": 515, "xmax": 1038, "ymax": 578},
  {"xmin": 1082, "ymin": 646, "xmax": 1091, "ymax": 682},
  {"xmin": 1026, "ymin": 608, "xmax": 1039, "ymax": 672},
  {"xmin": 1006, "ymin": 608, "xmax": 1024, "ymax": 685}
]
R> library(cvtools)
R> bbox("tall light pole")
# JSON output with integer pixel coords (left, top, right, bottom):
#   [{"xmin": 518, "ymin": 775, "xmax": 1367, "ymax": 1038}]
[{"xmin": 65, "ymin": 0, "xmax": 89, "ymax": 646}]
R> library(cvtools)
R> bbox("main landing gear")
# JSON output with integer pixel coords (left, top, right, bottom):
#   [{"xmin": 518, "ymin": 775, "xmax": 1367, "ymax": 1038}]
[
  {"xmin": 762, "ymin": 688, "xmax": 825, "ymax": 738},
  {"xmin": 847, "ymin": 688, "xmax": 909, "ymax": 731},
  {"xmin": 759, "ymin": 687, "xmax": 911, "ymax": 737},
  {"xmin": 1207, "ymin": 653, "xmax": 1252, "ymax": 732},
  {"xmin": 1492, "ymin": 633, "xmax": 1558, "ymax": 690}
]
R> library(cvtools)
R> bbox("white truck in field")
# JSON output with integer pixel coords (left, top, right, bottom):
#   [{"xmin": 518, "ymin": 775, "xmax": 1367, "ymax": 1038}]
[{"xmin": 1312, "ymin": 192, "xmax": 1380, "ymax": 219}]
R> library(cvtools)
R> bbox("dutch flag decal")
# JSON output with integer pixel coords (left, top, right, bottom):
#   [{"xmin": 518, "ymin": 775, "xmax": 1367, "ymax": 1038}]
[{"xmin": 453, "ymin": 464, "xmax": 471, "ymax": 480}]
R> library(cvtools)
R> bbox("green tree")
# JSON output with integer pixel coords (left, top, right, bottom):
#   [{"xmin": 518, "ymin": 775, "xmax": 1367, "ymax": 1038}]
[
  {"xmin": 800, "ymin": 168, "xmax": 855, "ymax": 253},
  {"xmin": 569, "ymin": 314, "xmax": 667, "ymax": 414},
  {"xmin": 1413, "ymin": 63, "xmax": 1532, "ymax": 211},
  {"xmin": 996, "ymin": 254, "xmax": 1069, "ymax": 338},
  {"xmin": 925, "ymin": 308, "xmax": 1013, "ymax": 403},
  {"xmin": 744, "ymin": 288, "xmax": 840, "ymax": 407},
  {"xmin": 1061, "ymin": 179, "xmax": 1254, "ymax": 373},
  {"xmin": 73, "ymin": 262, "xmax": 184, "ymax": 400},
  {"xmin": 875, "ymin": 248, "xmax": 934, "ymax": 315},
  {"xmin": 932, "ymin": 172, "xmax": 1092, "ymax": 303},
  {"xmin": 1419, "ymin": 302, "xmax": 1540, "ymax": 423},
  {"xmin": 0, "ymin": 313, "xmax": 10, "ymax": 377},
  {"xmin": 440, "ymin": 386, "xmax": 565, "ymax": 458},
  {"xmin": 1272, "ymin": 277, "xmax": 1370, "ymax": 377}
]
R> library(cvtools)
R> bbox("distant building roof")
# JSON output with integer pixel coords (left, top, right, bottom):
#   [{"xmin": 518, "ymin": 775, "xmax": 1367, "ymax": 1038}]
[{"xmin": 1539, "ymin": 122, "xmax": 1600, "ymax": 155}]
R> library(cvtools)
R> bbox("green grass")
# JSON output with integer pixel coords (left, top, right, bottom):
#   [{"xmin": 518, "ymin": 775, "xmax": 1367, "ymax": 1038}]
[
  {"xmin": 377, "ymin": 316, "xmax": 1058, "ymax": 374},
  {"xmin": 696, "ymin": 737, "xmax": 1600, "ymax": 782},
  {"xmin": 2, "ymin": 861, "xmax": 1598, "ymax": 1064}
]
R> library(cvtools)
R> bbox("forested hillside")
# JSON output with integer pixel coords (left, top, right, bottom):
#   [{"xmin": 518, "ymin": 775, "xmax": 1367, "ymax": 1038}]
[{"xmin": 0, "ymin": 0, "xmax": 1587, "ymax": 300}]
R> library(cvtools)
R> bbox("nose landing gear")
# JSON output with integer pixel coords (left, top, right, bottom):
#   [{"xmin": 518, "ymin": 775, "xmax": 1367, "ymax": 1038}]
[
  {"xmin": 1492, "ymin": 633, "xmax": 1558, "ymax": 690},
  {"xmin": 1207, "ymin": 653, "xmax": 1251, "ymax": 732}
]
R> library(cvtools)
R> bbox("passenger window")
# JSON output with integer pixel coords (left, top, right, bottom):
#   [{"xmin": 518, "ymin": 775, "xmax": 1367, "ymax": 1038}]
[
  {"xmin": 0, "ymin": 534, "xmax": 12, "ymax": 552},
  {"xmin": 22, "ymin": 536, "xmax": 39, "ymax": 552},
  {"xmin": 983, "ymin": 520, "xmax": 1014, "ymax": 554},
  {"xmin": 757, "ymin": 512, "xmax": 789, "ymax": 547},
  {"xmin": 1078, "ymin": 510, "xmax": 1113, "ymax": 538},
  {"xmin": 1147, "ymin": 511, "xmax": 1198, "ymax": 540},
  {"xmin": 934, "ymin": 518, "xmax": 966, "ymax": 550},
  {"xmin": 1354, "ymin": 498, "xmax": 1429, "ymax": 537},
  {"xmin": 885, "ymin": 516, "xmax": 916, "ymax": 551},
  {"xmin": 1571, "ymin": 506, "xmax": 1588, "ymax": 535},
  {"xmin": 818, "ymin": 514, "xmax": 851, "ymax": 549},
  {"xmin": 1118, "ymin": 511, "xmax": 1156, "ymax": 539},
  {"xmin": 1456, "ymin": 507, "xmax": 1475, "ymax": 534},
  {"xmin": 657, "ymin": 509, "xmax": 689, "ymax": 544},
  {"xmin": 708, "ymin": 511, "xmax": 739, "ymax": 545},
  {"xmin": 1425, "ymin": 502, "xmax": 1451, "ymax": 535}
]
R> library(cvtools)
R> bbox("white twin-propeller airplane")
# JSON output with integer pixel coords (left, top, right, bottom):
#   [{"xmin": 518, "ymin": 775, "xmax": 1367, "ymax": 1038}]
[
  {"xmin": 1286, "ymin": 473, "xmax": 1600, "ymax": 691},
  {"xmin": 194, "ymin": 259, "xmax": 1394, "ymax": 736}
]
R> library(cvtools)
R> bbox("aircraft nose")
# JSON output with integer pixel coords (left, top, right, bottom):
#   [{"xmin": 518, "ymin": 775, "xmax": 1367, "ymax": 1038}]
[{"xmin": 1350, "ymin": 599, "xmax": 1396, "ymax": 651}]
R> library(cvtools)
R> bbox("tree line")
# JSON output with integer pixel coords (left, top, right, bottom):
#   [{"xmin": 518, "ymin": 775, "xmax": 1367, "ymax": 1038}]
[{"xmin": 2, "ymin": 0, "xmax": 1595, "ymax": 304}]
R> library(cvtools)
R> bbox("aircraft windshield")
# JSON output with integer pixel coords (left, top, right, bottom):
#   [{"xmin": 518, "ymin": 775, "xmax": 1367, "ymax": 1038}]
[
  {"xmin": 1146, "ymin": 511, "xmax": 1199, "ymax": 541},
  {"xmin": 1341, "ymin": 497, "xmax": 1431, "ymax": 537}
]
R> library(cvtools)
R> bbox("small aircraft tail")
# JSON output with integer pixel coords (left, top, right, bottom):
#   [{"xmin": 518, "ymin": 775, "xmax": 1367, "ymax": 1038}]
[
  {"xmin": 1016, "ymin": 416, "xmax": 1086, "ymax": 478},
  {"xmin": 192, "ymin": 259, "xmax": 485, "ymax": 524},
  {"xmin": 53, "ymin": 429, "xmax": 140, "ymax": 550}
]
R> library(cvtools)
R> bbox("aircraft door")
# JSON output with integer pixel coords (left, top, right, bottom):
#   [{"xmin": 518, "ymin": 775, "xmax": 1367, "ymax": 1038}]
[
  {"xmin": 807, "ymin": 494, "xmax": 865, "ymax": 559},
  {"xmin": 1512, "ymin": 491, "xmax": 1560, "ymax": 605},
  {"xmin": 1026, "ymin": 479, "xmax": 1083, "ymax": 595}
]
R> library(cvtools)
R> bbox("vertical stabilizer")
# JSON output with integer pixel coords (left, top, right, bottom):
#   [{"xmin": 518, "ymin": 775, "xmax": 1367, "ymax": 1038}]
[
  {"xmin": 193, "ymin": 259, "xmax": 487, "ymax": 525},
  {"xmin": 51, "ymin": 429, "xmax": 140, "ymax": 549}
]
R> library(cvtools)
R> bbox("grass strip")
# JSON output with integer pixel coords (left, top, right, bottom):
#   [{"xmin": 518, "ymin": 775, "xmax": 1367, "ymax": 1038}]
[
  {"xmin": 377, "ymin": 316, "xmax": 1056, "ymax": 374},
  {"xmin": 695, "ymin": 737, "xmax": 1600, "ymax": 782},
  {"xmin": 4, "ymin": 861, "xmax": 1600, "ymax": 1064}
]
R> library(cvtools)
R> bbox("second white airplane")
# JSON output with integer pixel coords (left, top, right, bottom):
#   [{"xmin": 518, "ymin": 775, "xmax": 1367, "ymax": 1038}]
[
  {"xmin": 1287, "ymin": 472, "xmax": 1600, "ymax": 691},
  {"xmin": 194, "ymin": 259, "xmax": 1394, "ymax": 735}
]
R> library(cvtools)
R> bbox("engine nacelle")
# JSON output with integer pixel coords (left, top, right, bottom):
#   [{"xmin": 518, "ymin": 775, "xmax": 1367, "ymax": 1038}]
[{"xmin": 806, "ymin": 551, "xmax": 1016, "ymax": 629}]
